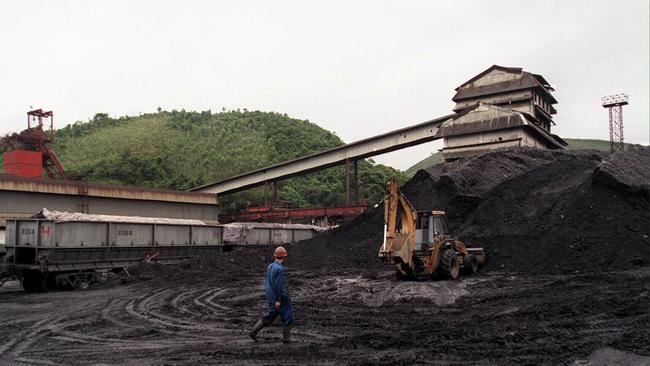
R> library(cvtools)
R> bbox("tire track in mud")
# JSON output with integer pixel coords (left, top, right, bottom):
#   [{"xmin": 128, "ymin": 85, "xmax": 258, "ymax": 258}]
[
  {"xmin": 0, "ymin": 297, "xmax": 112, "ymax": 364},
  {"xmin": 0, "ymin": 281, "xmax": 336, "ymax": 365},
  {"xmin": 1, "ymin": 269, "xmax": 647, "ymax": 365},
  {"xmin": 0, "ymin": 287, "xmax": 214, "ymax": 364},
  {"xmin": 0, "ymin": 317, "xmax": 54, "ymax": 357}
]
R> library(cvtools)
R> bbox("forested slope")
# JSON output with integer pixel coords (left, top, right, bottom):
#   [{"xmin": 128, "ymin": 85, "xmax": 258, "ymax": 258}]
[{"xmin": 49, "ymin": 110, "xmax": 408, "ymax": 209}]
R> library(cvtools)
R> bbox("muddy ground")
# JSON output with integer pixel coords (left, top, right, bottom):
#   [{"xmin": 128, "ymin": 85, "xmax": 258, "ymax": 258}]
[
  {"xmin": 1, "ymin": 147, "xmax": 648, "ymax": 365},
  {"xmin": 0, "ymin": 258, "xmax": 648, "ymax": 365}
]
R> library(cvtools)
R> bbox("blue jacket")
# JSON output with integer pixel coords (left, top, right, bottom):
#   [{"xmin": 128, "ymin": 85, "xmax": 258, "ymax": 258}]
[{"xmin": 264, "ymin": 261, "xmax": 290, "ymax": 303}]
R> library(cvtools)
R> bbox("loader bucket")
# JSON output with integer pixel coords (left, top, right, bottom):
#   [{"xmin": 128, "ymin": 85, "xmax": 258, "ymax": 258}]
[{"xmin": 466, "ymin": 247, "xmax": 487, "ymax": 265}]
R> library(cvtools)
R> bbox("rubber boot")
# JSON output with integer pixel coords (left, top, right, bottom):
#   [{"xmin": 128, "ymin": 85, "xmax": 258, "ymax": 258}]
[
  {"xmin": 249, "ymin": 319, "xmax": 265, "ymax": 342},
  {"xmin": 282, "ymin": 325, "xmax": 293, "ymax": 343}
]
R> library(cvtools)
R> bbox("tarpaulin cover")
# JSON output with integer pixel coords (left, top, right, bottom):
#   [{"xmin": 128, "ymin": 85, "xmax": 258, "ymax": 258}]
[
  {"xmin": 34, "ymin": 208, "xmax": 207, "ymax": 226},
  {"xmin": 222, "ymin": 222, "xmax": 326, "ymax": 244}
]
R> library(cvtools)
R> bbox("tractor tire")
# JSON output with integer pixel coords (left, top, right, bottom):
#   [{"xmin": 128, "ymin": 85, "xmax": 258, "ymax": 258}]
[
  {"xmin": 438, "ymin": 249, "xmax": 460, "ymax": 280},
  {"xmin": 462, "ymin": 254, "xmax": 479, "ymax": 275}
]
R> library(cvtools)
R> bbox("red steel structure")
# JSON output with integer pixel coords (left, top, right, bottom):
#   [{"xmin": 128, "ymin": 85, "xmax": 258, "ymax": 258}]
[
  {"xmin": 3, "ymin": 150, "xmax": 43, "ymax": 177},
  {"xmin": 2, "ymin": 109, "xmax": 67, "ymax": 179},
  {"xmin": 220, "ymin": 204, "xmax": 367, "ymax": 224}
]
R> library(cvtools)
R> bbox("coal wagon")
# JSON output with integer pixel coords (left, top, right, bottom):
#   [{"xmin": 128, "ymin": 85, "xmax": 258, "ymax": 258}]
[
  {"xmin": 1, "ymin": 210, "xmax": 323, "ymax": 292},
  {"xmin": 2, "ymin": 211, "xmax": 223, "ymax": 291}
]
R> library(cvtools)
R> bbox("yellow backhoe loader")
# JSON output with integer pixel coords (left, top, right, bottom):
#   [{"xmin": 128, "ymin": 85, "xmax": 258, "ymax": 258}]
[{"xmin": 378, "ymin": 178, "xmax": 486, "ymax": 280}]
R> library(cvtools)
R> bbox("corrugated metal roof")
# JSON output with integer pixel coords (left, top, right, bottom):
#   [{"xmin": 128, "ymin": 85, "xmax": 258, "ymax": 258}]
[
  {"xmin": 453, "ymin": 77, "xmax": 557, "ymax": 103},
  {"xmin": 453, "ymin": 68, "xmax": 557, "ymax": 104},
  {"xmin": 437, "ymin": 113, "xmax": 526, "ymax": 137},
  {"xmin": 455, "ymin": 65, "xmax": 523, "ymax": 90},
  {"xmin": 436, "ymin": 104, "xmax": 566, "ymax": 149},
  {"xmin": 0, "ymin": 174, "xmax": 217, "ymax": 205},
  {"xmin": 519, "ymin": 113, "xmax": 567, "ymax": 148},
  {"xmin": 453, "ymin": 90, "xmax": 533, "ymax": 112}
]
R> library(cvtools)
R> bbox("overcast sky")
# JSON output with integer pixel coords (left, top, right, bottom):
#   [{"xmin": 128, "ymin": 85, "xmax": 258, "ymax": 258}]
[{"xmin": 1, "ymin": 0, "xmax": 648, "ymax": 170}]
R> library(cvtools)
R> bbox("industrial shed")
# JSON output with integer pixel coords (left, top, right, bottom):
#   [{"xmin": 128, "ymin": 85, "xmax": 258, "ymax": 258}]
[{"xmin": 0, "ymin": 174, "xmax": 218, "ymax": 243}]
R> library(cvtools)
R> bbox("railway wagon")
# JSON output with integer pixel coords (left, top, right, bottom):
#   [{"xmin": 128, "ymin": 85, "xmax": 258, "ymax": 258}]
[
  {"xmin": 222, "ymin": 222, "xmax": 323, "ymax": 246},
  {"xmin": 1, "ymin": 211, "xmax": 324, "ymax": 292},
  {"xmin": 3, "ymin": 213, "xmax": 224, "ymax": 292}
]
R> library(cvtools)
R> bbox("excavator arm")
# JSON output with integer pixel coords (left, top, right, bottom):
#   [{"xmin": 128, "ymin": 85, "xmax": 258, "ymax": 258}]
[{"xmin": 378, "ymin": 178, "xmax": 417, "ymax": 270}]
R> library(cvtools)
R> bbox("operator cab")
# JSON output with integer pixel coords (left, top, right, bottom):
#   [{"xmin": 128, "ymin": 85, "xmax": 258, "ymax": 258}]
[{"xmin": 413, "ymin": 210, "xmax": 451, "ymax": 251}]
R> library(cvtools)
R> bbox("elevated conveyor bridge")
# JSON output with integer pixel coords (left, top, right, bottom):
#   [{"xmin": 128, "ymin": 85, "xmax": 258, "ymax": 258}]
[{"xmin": 191, "ymin": 114, "xmax": 453, "ymax": 202}]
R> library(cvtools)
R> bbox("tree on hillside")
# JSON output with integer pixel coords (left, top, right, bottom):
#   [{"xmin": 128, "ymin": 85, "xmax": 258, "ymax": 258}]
[{"xmin": 53, "ymin": 110, "xmax": 408, "ymax": 210}]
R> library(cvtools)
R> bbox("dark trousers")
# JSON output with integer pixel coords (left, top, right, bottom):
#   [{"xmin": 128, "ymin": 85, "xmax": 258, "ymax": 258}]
[{"xmin": 262, "ymin": 299, "xmax": 294, "ymax": 326}]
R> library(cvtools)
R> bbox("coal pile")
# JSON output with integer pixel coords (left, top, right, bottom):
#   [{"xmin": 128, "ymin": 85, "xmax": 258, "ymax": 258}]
[
  {"xmin": 142, "ymin": 249, "xmax": 274, "ymax": 286},
  {"xmin": 299, "ymin": 146, "xmax": 649, "ymax": 275},
  {"xmin": 460, "ymin": 146, "xmax": 649, "ymax": 273},
  {"xmin": 287, "ymin": 208, "xmax": 385, "ymax": 273},
  {"xmin": 124, "ymin": 146, "xmax": 648, "ymax": 278}
]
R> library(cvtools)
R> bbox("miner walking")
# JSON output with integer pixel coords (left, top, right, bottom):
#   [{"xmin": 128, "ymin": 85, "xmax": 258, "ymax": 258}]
[{"xmin": 249, "ymin": 246, "xmax": 294, "ymax": 343}]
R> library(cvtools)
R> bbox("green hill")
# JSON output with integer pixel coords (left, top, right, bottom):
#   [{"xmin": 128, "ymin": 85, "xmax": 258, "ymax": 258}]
[
  {"xmin": 562, "ymin": 138, "xmax": 632, "ymax": 151},
  {"xmin": 44, "ymin": 110, "xmax": 407, "ymax": 209},
  {"xmin": 405, "ymin": 138, "xmax": 631, "ymax": 175},
  {"xmin": 405, "ymin": 151, "xmax": 443, "ymax": 176}
]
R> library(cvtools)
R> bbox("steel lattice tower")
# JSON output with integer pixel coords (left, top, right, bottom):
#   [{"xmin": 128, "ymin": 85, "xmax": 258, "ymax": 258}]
[{"xmin": 602, "ymin": 94, "xmax": 629, "ymax": 152}]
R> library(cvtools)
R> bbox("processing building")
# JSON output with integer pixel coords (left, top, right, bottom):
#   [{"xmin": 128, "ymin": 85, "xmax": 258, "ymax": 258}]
[{"xmin": 437, "ymin": 65, "xmax": 567, "ymax": 160}]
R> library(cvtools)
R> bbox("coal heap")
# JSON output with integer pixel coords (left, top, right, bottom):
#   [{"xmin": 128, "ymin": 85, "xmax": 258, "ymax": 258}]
[{"xmin": 295, "ymin": 146, "xmax": 649, "ymax": 275}]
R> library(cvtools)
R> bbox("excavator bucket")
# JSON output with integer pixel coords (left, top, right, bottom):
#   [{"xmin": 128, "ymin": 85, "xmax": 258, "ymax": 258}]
[
  {"xmin": 378, "ymin": 178, "xmax": 416, "ymax": 268},
  {"xmin": 379, "ymin": 232, "xmax": 412, "ymax": 264}
]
